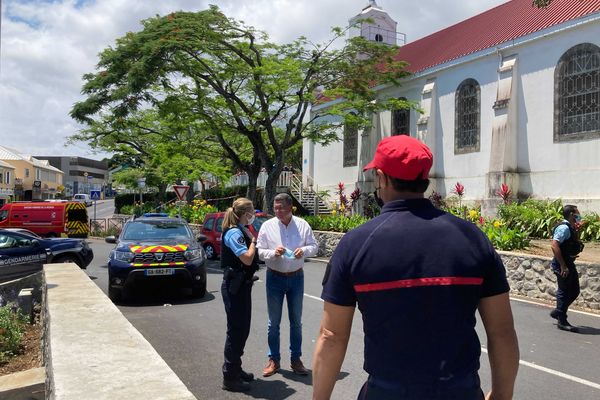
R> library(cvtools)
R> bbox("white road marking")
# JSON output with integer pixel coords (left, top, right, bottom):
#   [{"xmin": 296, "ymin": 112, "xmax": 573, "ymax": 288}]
[
  {"xmin": 304, "ymin": 293, "xmax": 324, "ymax": 302},
  {"xmin": 481, "ymin": 347, "xmax": 600, "ymax": 390},
  {"xmin": 301, "ymin": 292, "xmax": 600, "ymax": 390},
  {"xmin": 509, "ymin": 296, "xmax": 600, "ymax": 318}
]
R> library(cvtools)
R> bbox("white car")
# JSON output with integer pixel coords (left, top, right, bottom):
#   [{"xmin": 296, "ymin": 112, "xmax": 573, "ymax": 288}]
[{"xmin": 73, "ymin": 193, "xmax": 92, "ymax": 207}]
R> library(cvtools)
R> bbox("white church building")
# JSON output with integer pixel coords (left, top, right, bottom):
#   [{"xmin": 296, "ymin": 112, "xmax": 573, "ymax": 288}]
[{"xmin": 303, "ymin": 0, "xmax": 600, "ymax": 213}]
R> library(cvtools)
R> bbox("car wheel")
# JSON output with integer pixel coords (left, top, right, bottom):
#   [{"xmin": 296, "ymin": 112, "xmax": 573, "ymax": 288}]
[
  {"xmin": 108, "ymin": 285, "xmax": 122, "ymax": 303},
  {"xmin": 204, "ymin": 244, "xmax": 217, "ymax": 260},
  {"xmin": 54, "ymin": 254, "xmax": 83, "ymax": 268},
  {"xmin": 192, "ymin": 282, "xmax": 206, "ymax": 298}
]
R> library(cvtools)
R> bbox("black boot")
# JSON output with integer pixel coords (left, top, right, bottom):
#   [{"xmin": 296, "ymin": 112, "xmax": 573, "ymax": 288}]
[
  {"xmin": 549, "ymin": 309, "xmax": 561, "ymax": 320},
  {"xmin": 222, "ymin": 377, "xmax": 251, "ymax": 392},
  {"xmin": 240, "ymin": 369, "xmax": 255, "ymax": 382},
  {"xmin": 557, "ymin": 317, "xmax": 579, "ymax": 333}
]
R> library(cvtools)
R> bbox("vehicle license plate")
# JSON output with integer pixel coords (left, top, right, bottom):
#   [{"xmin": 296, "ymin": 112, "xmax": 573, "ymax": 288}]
[{"xmin": 145, "ymin": 268, "xmax": 175, "ymax": 276}]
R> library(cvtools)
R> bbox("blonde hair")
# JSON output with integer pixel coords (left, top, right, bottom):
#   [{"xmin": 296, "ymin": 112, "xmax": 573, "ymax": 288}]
[{"xmin": 222, "ymin": 197, "xmax": 254, "ymax": 230}]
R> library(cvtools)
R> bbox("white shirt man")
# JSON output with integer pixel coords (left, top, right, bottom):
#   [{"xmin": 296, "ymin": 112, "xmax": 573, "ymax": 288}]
[{"xmin": 256, "ymin": 193, "xmax": 318, "ymax": 377}]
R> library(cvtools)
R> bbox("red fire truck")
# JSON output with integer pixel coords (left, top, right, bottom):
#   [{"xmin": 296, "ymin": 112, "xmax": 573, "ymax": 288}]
[{"xmin": 0, "ymin": 201, "xmax": 89, "ymax": 238}]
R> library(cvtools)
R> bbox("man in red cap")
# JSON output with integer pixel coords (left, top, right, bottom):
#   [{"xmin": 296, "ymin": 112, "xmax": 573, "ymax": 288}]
[{"xmin": 312, "ymin": 135, "xmax": 519, "ymax": 400}]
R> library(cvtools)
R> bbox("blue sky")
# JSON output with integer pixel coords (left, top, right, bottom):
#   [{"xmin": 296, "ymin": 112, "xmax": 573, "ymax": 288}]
[{"xmin": 0, "ymin": 0, "xmax": 506, "ymax": 159}]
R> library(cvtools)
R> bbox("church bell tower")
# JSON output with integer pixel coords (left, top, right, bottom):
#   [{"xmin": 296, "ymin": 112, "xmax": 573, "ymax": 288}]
[{"xmin": 348, "ymin": 1, "xmax": 404, "ymax": 45}]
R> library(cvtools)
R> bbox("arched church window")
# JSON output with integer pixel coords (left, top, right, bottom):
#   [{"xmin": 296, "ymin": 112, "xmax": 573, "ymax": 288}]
[
  {"xmin": 343, "ymin": 121, "xmax": 358, "ymax": 167},
  {"xmin": 455, "ymin": 78, "xmax": 480, "ymax": 153},
  {"xmin": 375, "ymin": 33, "xmax": 383, "ymax": 42},
  {"xmin": 555, "ymin": 43, "xmax": 600, "ymax": 141},
  {"xmin": 391, "ymin": 97, "xmax": 410, "ymax": 136}
]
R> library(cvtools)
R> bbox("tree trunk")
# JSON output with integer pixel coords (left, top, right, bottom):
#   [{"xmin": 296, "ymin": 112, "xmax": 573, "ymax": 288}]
[
  {"xmin": 157, "ymin": 183, "xmax": 168, "ymax": 202},
  {"xmin": 246, "ymin": 168, "xmax": 259, "ymax": 206},
  {"xmin": 264, "ymin": 164, "xmax": 283, "ymax": 215}
]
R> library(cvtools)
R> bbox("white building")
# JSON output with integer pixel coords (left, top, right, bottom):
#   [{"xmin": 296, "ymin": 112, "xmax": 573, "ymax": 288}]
[{"xmin": 303, "ymin": 0, "xmax": 600, "ymax": 213}]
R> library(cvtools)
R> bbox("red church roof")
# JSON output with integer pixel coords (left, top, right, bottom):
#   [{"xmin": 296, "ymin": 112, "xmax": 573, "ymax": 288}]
[{"xmin": 397, "ymin": 0, "xmax": 600, "ymax": 73}]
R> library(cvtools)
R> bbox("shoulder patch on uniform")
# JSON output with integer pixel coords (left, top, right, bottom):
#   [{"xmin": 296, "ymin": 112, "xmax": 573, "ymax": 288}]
[
  {"xmin": 236, "ymin": 235, "xmax": 245, "ymax": 245},
  {"xmin": 322, "ymin": 262, "xmax": 332, "ymax": 286}
]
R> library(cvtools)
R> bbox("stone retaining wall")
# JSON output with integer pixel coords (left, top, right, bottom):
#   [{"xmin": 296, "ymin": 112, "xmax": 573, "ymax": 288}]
[{"xmin": 313, "ymin": 231, "xmax": 600, "ymax": 311}]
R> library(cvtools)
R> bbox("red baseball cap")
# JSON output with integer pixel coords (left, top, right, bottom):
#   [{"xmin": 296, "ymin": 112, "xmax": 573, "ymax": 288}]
[{"xmin": 363, "ymin": 135, "xmax": 433, "ymax": 180}]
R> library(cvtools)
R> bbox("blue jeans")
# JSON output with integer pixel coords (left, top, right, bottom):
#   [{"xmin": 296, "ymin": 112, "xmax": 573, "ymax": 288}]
[{"xmin": 266, "ymin": 268, "xmax": 304, "ymax": 362}]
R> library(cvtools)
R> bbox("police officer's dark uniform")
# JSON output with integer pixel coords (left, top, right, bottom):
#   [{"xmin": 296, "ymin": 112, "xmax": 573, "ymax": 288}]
[
  {"xmin": 550, "ymin": 218, "xmax": 584, "ymax": 331},
  {"xmin": 221, "ymin": 225, "xmax": 259, "ymax": 391}
]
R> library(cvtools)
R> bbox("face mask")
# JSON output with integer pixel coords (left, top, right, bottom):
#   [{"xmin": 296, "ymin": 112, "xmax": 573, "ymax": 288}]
[
  {"xmin": 247, "ymin": 213, "xmax": 256, "ymax": 225},
  {"xmin": 574, "ymin": 214, "xmax": 581, "ymax": 223}
]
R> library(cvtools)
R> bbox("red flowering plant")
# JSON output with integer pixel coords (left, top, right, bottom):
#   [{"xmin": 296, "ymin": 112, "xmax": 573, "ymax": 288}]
[
  {"xmin": 337, "ymin": 182, "xmax": 350, "ymax": 215},
  {"xmin": 496, "ymin": 183, "xmax": 512, "ymax": 205},
  {"xmin": 452, "ymin": 182, "xmax": 466, "ymax": 214}
]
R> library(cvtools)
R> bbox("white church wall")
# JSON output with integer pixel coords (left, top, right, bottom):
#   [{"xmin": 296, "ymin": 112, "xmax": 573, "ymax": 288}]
[
  {"xmin": 425, "ymin": 56, "xmax": 501, "ymax": 199},
  {"xmin": 302, "ymin": 114, "xmax": 361, "ymax": 198},
  {"xmin": 514, "ymin": 22, "xmax": 600, "ymax": 208}
]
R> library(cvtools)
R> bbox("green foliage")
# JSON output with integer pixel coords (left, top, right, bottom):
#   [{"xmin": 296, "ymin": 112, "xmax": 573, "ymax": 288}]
[
  {"xmin": 0, "ymin": 306, "xmax": 27, "ymax": 364},
  {"xmin": 114, "ymin": 192, "xmax": 177, "ymax": 214},
  {"xmin": 305, "ymin": 214, "xmax": 368, "ymax": 233},
  {"xmin": 579, "ymin": 213, "xmax": 600, "ymax": 241},
  {"xmin": 479, "ymin": 220, "xmax": 531, "ymax": 251},
  {"xmin": 70, "ymin": 6, "xmax": 415, "ymax": 213},
  {"xmin": 497, "ymin": 199, "xmax": 563, "ymax": 239},
  {"xmin": 165, "ymin": 199, "xmax": 218, "ymax": 224}
]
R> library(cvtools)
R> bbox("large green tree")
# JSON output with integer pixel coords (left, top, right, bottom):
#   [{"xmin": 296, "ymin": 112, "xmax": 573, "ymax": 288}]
[{"xmin": 71, "ymin": 6, "xmax": 412, "ymax": 213}]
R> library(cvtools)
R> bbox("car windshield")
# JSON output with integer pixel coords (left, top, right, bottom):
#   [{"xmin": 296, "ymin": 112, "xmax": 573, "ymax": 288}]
[{"xmin": 122, "ymin": 220, "xmax": 191, "ymax": 241}]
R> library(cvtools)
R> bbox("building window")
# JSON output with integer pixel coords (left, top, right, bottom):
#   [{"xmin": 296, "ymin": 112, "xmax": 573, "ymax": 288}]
[
  {"xmin": 25, "ymin": 168, "xmax": 30, "ymax": 178},
  {"xmin": 343, "ymin": 123, "xmax": 358, "ymax": 167},
  {"xmin": 375, "ymin": 33, "xmax": 383, "ymax": 42},
  {"xmin": 36, "ymin": 169, "xmax": 41, "ymax": 180},
  {"xmin": 392, "ymin": 97, "xmax": 410, "ymax": 136},
  {"xmin": 5, "ymin": 172, "xmax": 9, "ymax": 185},
  {"xmin": 455, "ymin": 78, "xmax": 481, "ymax": 153},
  {"xmin": 0, "ymin": 172, "xmax": 3, "ymax": 184},
  {"xmin": 555, "ymin": 43, "xmax": 600, "ymax": 141}
]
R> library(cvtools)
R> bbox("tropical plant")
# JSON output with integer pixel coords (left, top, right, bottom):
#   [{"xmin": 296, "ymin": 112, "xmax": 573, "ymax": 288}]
[
  {"xmin": 496, "ymin": 183, "xmax": 512, "ymax": 204},
  {"xmin": 305, "ymin": 214, "xmax": 368, "ymax": 233},
  {"xmin": 497, "ymin": 199, "xmax": 563, "ymax": 238},
  {"xmin": 0, "ymin": 306, "xmax": 27, "ymax": 364},
  {"xmin": 578, "ymin": 213, "xmax": 600, "ymax": 241},
  {"xmin": 165, "ymin": 199, "xmax": 218, "ymax": 225}
]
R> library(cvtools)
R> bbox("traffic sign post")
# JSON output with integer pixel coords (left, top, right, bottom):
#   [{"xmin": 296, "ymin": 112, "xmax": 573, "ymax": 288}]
[
  {"xmin": 173, "ymin": 185, "xmax": 190, "ymax": 220},
  {"xmin": 90, "ymin": 190, "xmax": 101, "ymax": 220}
]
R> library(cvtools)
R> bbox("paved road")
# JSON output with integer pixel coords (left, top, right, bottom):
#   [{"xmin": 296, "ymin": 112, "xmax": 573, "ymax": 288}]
[
  {"xmin": 87, "ymin": 239, "xmax": 600, "ymax": 399},
  {"xmin": 87, "ymin": 199, "xmax": 115, "ymax": 221}
]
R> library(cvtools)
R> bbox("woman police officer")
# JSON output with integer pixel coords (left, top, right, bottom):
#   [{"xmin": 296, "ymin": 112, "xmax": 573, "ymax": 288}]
[{"xmin": 220, "ymin": 198, "xmax": 259, "ymax": 392}]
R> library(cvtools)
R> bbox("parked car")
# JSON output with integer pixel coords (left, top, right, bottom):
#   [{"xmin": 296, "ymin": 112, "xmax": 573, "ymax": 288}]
[
  {"xmin": 73, "ymin": 194, "xmax": 93, "ymax": 207},
  {"xmin": 201, "ymin": 211, "xmax": 270, "ymax": 259},
  {"xmin": 0, "ymin": 228, "xmax": 94, "ymax": 283},
  {"xmin": 105, "ymin": 214, "xmax": 207, "ymax": 302}
]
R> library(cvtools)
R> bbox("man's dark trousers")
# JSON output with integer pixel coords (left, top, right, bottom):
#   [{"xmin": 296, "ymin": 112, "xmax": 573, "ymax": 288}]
[
  {"xmin": 222, "ymin": 279, "xmax": 252, "ymax": 380},
  {"xmin": 552, "ymin": 261, "xmax": 580, "ymax": 316}
]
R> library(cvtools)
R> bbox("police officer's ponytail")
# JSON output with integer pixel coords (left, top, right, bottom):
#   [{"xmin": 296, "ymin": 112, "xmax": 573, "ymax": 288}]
[{"xmin": 222, "ymin": 198, "xmax": 253, "ymax": 230}]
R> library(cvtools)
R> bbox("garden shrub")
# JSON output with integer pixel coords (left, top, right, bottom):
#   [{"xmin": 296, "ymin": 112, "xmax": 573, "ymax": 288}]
[
  {"xmin": 165, "ymin": 199, "xmax": 218, "ymax": 224},
  {"xmin": 0, "ymin": 306, "xmax": 27, "ymax": 364},
  {"xmin": 579, "ymin": 212, "xmax": 600, "ymax": 241},
  {"xmin": 305, "ymin": 214, "xmax": 368, "ymax": 233},
  {"xmin": 497, "ymin": 199, "xmax": 563, "ymax": 239}
]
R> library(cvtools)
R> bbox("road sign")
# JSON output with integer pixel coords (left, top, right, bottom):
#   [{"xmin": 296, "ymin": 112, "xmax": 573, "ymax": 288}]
[
  {"xmin": 175, "ymin": 200, "xmax": 187, "ymax": 206},
  {"xmin": 90, "ymin": 190, "xmax": 101, "ymax": 200},
  {"xmin": 173, "ymin": 185, "xmax": 190, "ymax": 201}
]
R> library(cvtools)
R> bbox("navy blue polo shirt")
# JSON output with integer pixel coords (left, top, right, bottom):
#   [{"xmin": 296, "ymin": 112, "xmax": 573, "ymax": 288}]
[{"xmin": 321, "ymin": 198, "xmax": 509, "ymax": 387}]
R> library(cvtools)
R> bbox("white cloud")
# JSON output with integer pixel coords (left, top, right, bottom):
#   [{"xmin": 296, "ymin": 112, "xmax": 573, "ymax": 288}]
[{"xmin": 0, "ymin": 0, "xmax": 505, "ymax": 159}]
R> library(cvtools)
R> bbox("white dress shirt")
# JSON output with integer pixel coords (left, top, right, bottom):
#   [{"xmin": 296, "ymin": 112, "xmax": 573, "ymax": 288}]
[{"xmin": 257, "ymin": 216, "xmax": 318, "ymax": 273}]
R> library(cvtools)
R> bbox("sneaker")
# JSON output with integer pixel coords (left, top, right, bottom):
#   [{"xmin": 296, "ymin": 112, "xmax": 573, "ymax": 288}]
[
  {"xmin": 290, "ymin": 359, "xmax": 309, "ymax": 375},
  {"xmin": 557, "ymin": 320, "xmax": 580, "ymax": 333},
  {"xmin": 222, "ymin": 378, "xmax": 251, "ymax": 392},
  {"xmin": 240, "ymin": 369, "xmax": 254, "ymax": 382},
  {"xmin": 550, "ymin": 309, "xmax": 561, "ymax": 320},
  {"xmin": 262, "ymin": 358, "xmax": 280, "ymax": 377}
]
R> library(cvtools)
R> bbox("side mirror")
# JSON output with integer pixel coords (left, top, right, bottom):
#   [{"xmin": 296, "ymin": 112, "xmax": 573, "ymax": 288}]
[
  {"xmin": 105, "ymin": 236, "xmax": 117, "ymax": 244},
  {"xmin": 196, "ymin": 234, "xmax": 207, "ymax": 243},
  {"xmin": 31, "ymin": 239, "xmax": 40, "ymax": 247}
]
